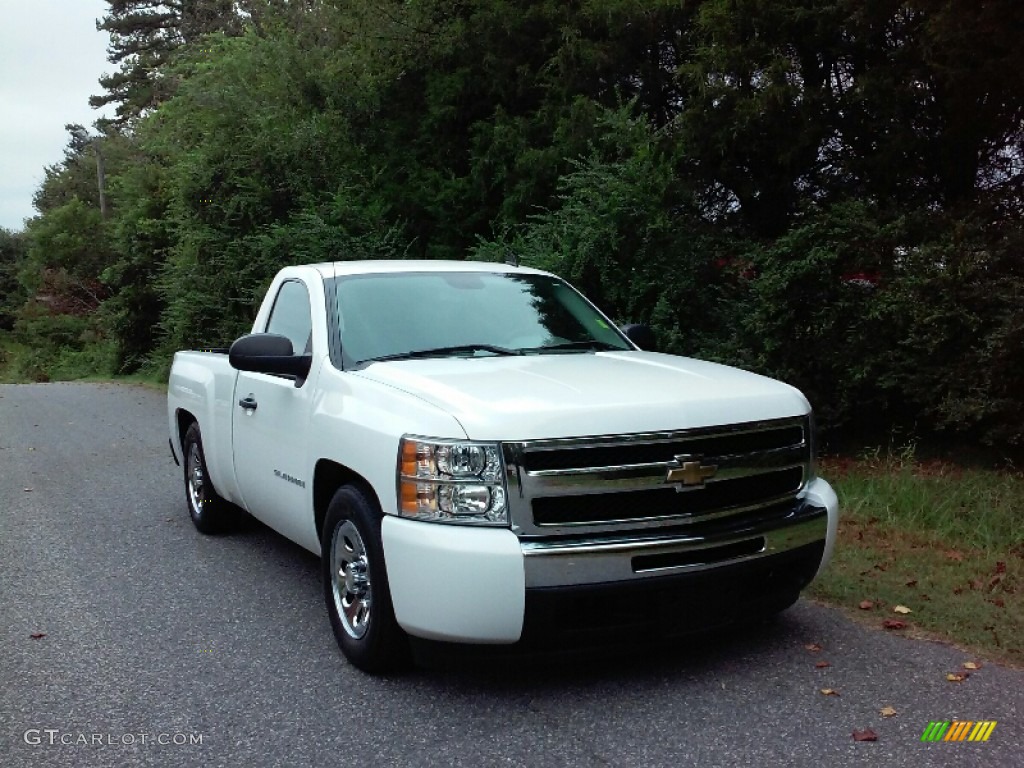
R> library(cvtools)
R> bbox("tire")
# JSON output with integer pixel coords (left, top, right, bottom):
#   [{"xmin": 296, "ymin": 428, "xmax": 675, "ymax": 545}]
[
  {"xmin": 322, "ymin": 485, "xmax": 409, "ymax": 673},
  {"xmin": 182, "ymin": 422, "xmax": 232, "ymax": 534}
]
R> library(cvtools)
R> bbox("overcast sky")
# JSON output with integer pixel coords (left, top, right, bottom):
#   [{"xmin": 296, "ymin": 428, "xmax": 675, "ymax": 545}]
[{"xmin": 0, "ymin": 0, "xmax": 113, "ymax": 231}]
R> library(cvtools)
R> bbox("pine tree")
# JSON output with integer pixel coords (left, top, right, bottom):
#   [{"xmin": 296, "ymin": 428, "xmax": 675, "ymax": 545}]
[{"xmin": 91, "ymin": 0, "xmax": 238, "ymax": 122}]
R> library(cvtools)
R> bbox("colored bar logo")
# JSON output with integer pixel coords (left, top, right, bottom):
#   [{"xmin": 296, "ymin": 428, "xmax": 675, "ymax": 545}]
[{"xmin": 921, "ymin": 721, "xmax": 997, "ymax": 742}]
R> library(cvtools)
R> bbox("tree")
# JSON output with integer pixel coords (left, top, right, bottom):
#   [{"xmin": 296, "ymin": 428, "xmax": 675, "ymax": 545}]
[
  {"xmin": 14, "ymin": 0, "xmax": 1024, "ymax": 447},
  {"xmin": 825, "ymin": 0, "xmax": 1024, "ymax": 213},
  {"xmin": 0, "ymin": 228, "xmax": 27, "ymax": 331},
  {"xmin": 92, "ymin": 0, "xmax": 239, "ymax": 122},
  {"xmin": 22, "ymin": 200, "xmax": 113, "ymax": 302}
]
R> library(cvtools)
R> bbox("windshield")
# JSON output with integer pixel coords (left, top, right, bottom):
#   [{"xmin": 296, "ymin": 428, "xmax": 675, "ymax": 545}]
[{"xmin": 331, "ymin": 271, "xmax": 633, "ymax": 365}]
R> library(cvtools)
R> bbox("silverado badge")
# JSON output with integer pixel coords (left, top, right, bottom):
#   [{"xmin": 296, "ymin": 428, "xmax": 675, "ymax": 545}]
[{"xmin": 665, "ymin": 455, "xmax": 718, "ymax": 490}]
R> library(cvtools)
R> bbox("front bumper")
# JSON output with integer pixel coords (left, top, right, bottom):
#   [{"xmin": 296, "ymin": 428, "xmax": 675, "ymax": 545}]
[
  {"xmin": 382, "ymin": 477, "xmax": 838, "ymax": 644},
  {"xmin": 521, "ymin": 540, "xmax": 824, "ymax": 646}
]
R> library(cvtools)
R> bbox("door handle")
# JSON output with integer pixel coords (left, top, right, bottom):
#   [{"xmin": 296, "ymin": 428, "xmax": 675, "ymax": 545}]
[{"xmin": 238, "ymin": 395, "xmax": 258, "ymax": 411}]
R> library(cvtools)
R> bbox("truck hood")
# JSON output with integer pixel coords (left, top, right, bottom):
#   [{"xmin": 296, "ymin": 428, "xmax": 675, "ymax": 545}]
[{"xmin": 353, "ymin": 351, "xmax": 809, "ymax": 440}]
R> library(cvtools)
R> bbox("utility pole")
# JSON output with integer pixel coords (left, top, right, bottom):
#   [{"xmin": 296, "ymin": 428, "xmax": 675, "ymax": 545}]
[
  {"xmin": 94, "ymin": 142, "xmax": 109, "ymax": 221},
  {"xmin": 67, "ymin": 124, "xmax": 109, "ymax": 220}
]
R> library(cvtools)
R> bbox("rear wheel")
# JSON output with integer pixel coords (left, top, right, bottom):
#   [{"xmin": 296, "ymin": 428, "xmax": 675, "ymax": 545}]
[
  {"xmin": 322, "ymin": 485, "xmax": 409, "ymax": 673},
  {"xmin": 182, "ymin": 422, "xmax": 232, "ymax": 534}
]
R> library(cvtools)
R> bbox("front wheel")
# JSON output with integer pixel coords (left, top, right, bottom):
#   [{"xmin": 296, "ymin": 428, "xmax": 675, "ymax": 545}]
[{"xmin": 322, "ymin": 485, "xmax": 409, "ymax": 673}]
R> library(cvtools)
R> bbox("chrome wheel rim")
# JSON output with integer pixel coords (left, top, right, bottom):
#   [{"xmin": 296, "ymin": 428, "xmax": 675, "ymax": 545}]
[
  {"xmin": 330, "ymin": 521, "xmax": 372, "ymax": 639},
  {"xmin": 187, "ymin": 442, "xmax": 205, "ymax": 518}
]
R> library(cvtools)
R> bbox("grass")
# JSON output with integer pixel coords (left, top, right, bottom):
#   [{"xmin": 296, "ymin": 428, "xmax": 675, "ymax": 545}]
[
  {"xmin": 0, "ymin": 335, "xmax": 32, "ymax": 382},
  {"xmin": 0, "ymin": 334, "xmax": 113, "ymax": 383},
  {"xmin": 810, "ymin": 450, "xmax": 1024, "ymax": 666},
  {"xmin": 0, "ymin": 334, "xmax": 167, "ymax": 389}
]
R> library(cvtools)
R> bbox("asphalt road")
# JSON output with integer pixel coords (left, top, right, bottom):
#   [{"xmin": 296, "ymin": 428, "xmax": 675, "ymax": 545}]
[{"xmin": 1, "ymin": 382, "xmax": 1021, "ymax": 768}]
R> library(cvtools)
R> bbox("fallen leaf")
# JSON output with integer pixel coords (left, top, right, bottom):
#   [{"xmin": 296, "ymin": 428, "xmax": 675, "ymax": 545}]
[
  {"xmin": 969, "ymin": 579, "xmax": 984, "ymax": 590},
  {"xmin": 945, "ymin": 550, "xmax": 964, "ymax": 562},
  {"xmin": 893, "ymin": 605, "xmax": 912, "ymax": 614},
  {"xmin": 995, "ymin": 561, "xmax": 1006, "ymax": 574},
  {"xmin": 820, "ymin": 688, "xmax": 840, "ymax": 696},
  {"xmin": 963, "ymin": 661, "xmax": 981, "ymax": 670},
  {"xmin": 946, "ymin": 673, "xmax": 966, "ymax": 682},
  {"xmin": 805, "ymin": 643, "xmax": 823, "ymax": 652},
  {"xmin": 988, "ymin": 574, "xmax": 1004, "ymax": 591},
  {"xmin": 30, "ymin": 632, "xmax": 46, "ymax": 640},
  {"xmin": 859, "ymin": 600, "xmax": 874, "ymax": 610},
  {"xmin": 882, "ymin": 619, "xmax": 906, "ymax": 630},
  {"xmin": 988, "ymin": 597, "xmax": 1005, "ymax": 608},
  {"xmin": 815, "ymin": 661, "xmax": 831, "ymax": 669},
  {"xmin": 905, "ymin": 579, "xmax": 918, "ymax": 587},
  {"xmin": 953, "ymin": 587, "xmax": 964, "ymax": 595},
  {"xmin": 852, "ymin": 729, "xmax": 878, "ymax": 742},
  {"xmin": 880, "ymin": 706, "xmax": 898, "ymax": 717}
]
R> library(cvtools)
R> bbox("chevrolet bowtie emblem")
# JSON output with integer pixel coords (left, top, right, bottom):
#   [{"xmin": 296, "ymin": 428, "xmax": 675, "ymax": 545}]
[{"xmin": 665, "ymin": 455, "xmax": 718, "ymax": 489}]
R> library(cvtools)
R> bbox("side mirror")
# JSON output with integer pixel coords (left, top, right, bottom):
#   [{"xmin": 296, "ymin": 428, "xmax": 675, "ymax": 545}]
[
  {"xmin": 620, "ymin": 323, "xmax": 656, "ymax": 351},
  {"xmin": 229, "ymin": 333, "xmax": 312, "ymax": 383}
]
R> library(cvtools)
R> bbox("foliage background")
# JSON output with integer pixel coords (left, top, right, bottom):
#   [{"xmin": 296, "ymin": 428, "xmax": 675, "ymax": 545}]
[{"xmin": 3, "ymin": 0, "xmax": 1022, "ymax": 451}]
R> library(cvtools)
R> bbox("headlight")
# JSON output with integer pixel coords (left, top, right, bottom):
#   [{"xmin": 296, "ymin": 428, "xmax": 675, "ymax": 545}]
[{"xmin": 396, "ymin": 437, "xmax": 508, "ymax": 525}]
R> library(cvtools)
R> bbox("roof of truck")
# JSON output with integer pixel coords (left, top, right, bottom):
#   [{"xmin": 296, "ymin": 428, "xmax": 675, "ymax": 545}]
[{"xmin": 308, "ymin": 259, "xmax": 553, "ymax": 278}]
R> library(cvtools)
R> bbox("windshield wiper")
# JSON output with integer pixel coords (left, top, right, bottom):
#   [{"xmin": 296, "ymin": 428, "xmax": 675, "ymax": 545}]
[
  {"xmin": 359, "ymin": 344, "xmax": 524, "ymax": 364},
  {"xmin": 524, "ymin": 340, "xmax": 622, "ymax": 354}
]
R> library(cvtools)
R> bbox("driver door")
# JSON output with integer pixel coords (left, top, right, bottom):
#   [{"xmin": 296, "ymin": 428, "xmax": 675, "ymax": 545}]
[{"xmin": 232, "ymin": 278, "xmax": 317, "ymax": 548}]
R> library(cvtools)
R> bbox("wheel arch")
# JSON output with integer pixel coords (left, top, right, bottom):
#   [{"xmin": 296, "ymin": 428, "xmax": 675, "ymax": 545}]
[
  {"xmin": 313, "ymin": 459, "xmax": 383, "ymax": 543},
  {"xmin": 176, "ymin": 408, "xmax": 199, "ymax": 453}
]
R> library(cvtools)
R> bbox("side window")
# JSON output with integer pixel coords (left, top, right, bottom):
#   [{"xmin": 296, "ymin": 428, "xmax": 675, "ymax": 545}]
[{"xmin": 265, "ymin": 280, "xmax": 312, "ymax": 355}]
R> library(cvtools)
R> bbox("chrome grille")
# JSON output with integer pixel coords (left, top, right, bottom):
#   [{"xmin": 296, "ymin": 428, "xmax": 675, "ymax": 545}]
[
  {"xmin": 503, "ymin": 417, "xmax": 811, "ymax": 538},
  {"xmin": 520, "ymin": 424, "xmax": 805, "ymax": 473}
]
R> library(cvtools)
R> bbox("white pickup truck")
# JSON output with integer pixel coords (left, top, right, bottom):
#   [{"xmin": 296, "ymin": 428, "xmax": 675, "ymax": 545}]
[{"xmin": 167, "ymin": 260, "xmax": 838, "ymax": 672}]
